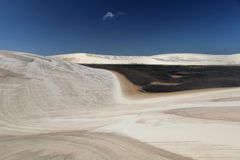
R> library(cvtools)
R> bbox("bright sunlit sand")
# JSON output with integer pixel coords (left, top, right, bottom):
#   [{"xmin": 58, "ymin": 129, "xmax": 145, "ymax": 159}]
[
  {"xmin": 0, "ymin": 51, "xmax": 240, "ymax": 160},
  {"xmin": 1, "ymin": 1, "xmax": 240, "ymax": 159}
]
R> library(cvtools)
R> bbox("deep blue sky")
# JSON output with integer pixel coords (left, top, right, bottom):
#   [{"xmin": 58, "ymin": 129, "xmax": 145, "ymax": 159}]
[{"xmin": 0, "ymin": 0, "xmax": 240, "ymax": 55}]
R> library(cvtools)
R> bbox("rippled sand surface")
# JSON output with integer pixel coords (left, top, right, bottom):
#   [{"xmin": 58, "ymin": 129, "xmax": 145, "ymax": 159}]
[{"xmin": 0, "ymin": 51, "xmax": 240, "ymax": 160}]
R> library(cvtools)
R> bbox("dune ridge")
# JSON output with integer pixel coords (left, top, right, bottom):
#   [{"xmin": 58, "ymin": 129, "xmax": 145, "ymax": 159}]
[
  {"xmin": 0, "ymin": 51, "xmax": 193, "ymax": 160},
  {"xmin": 51, "ymin": 52, "xmax": 240, "ymax": 65},
  {"xmin": 0, "ymin": 50, "xmax": 240, "ymax": 160}
]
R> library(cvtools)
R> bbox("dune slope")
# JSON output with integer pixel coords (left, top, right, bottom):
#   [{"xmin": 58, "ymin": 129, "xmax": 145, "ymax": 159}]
[
  {"xmin": 1, "ymin": 51, "xmax": 240, "ymax": 160},
  {"xmin": 51, "ymin": 52, "xmax": 240, "ymax": 65},
  {"xmin": 0, "ymin": 51, "xmax": 192, "ymax": 160},
  {"xmin": 0, "ymin": 51, "xmax": 120, "ymax": 134}
]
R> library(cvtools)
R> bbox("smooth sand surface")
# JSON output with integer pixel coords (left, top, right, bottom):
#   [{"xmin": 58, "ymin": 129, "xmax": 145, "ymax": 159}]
[
  {"xmin": 0, "ymin": 131, "xmax": 193, "ymax": 160},
  {"xmin": 0, "ymin": 51, "xmax": 240, "ymax": 160},
  {"xmin": 97, "ymin": 70, "xmax": 240, "ymax": 160},
  {"xmin": 164, "ymin": 106, "xmax": 240, "ymax": 122}
]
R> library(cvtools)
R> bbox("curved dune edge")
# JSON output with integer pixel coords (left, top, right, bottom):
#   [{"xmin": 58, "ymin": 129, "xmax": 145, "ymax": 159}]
[
  {"xmin": 0, "ymin": 51, "xmax": 193, "ymax": 160},
  {"xmin": 111, "ymin": 70, "xmax": 240, "ymax": 122},
  {"xmin": 110, "ymin": 69, "xmax": 238, "ymax": 100},
  {"xmin": 1, "ymin": 51, "xmax": 240, "ymax": 160},
  {"xmin": 0, "ymin": 131, "xmax": 192, "ymax": 160},
  {"xmin": 113, "ymin": 72, "xmax": 240, "ymax": 122},
  {"xmin": 98, "ymin": 70, "xmax": 240, "ymax": 160},
  {"xmin": 113, "ymin": 70, "xmax": 240, "ymax": 122}
]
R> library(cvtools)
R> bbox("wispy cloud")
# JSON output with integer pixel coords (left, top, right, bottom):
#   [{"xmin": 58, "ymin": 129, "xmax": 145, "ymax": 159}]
[
  {"xmin": 103, "ymin": 12, "xmax": 115, "ymax": 20},
  {"xmin": 103, "ymin": 11, "xmax": 126, "ymax": 21}
]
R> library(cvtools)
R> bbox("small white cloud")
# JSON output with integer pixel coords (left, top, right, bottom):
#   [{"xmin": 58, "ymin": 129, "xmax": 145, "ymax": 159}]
[
  {"xmin": 102, "ymin": 11, "xmax": 126, "ymax": 21},
  {"xmin": 103, "ymin": 12, "xmax": 115, "ymax": 20}
]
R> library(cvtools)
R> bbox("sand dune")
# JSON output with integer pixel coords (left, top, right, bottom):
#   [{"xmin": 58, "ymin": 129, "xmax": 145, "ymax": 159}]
[
  {"xmin": 51, "ymin": 52, "xmax": 240, "ymax": 65},
  {"xmin": 0, "ymin": 50, "xmax": 240, "ymax": 160},
  {"xmin": 0, "ymin": 131, "xmax": 194, "ymax": 160},
  {"xmin": 164, "ymin": 106, "xmax": 240, "ymax": 122},
  {"xmin": 0, "ymin": 50, "xmax": 119, "ymax": 135}
]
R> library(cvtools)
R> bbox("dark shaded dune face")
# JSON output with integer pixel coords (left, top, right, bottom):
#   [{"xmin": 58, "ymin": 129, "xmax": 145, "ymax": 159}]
[{"xmin": 84, "ymin": 64, "xmax": 240, "ymax": 93}]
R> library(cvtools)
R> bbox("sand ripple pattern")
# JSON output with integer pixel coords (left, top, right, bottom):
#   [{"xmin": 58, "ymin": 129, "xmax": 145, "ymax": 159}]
[
  {"xmin": 0, "ymin": 51, "xmax": 192, "ymax": 160},
  {"xmin": 0, "ymin": 51, "xmax": 116, "ymax": 133},
  {"xmin": 0, "ymin": 131, "xmax": 192, "ymax": 160},
  {"xmin": 1, "ymin": 51, "xmax": 240, "ymax": 160}
]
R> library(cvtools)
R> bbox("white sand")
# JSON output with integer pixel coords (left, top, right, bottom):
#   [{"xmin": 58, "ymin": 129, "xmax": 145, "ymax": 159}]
[
  {"xmin": 0, "ymin": 50, "xmax": 240, "ymax": 160},
  {"xmin": 51, "ymin": 52, "xmax": 240, "ymax": 65},
  {"xmin": 96, "ymin": 78, "xmax": 240, "ymax": 160}
]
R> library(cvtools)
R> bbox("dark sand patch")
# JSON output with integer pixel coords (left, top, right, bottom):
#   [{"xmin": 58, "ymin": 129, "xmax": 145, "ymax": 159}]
[{"xmin": 83, "ymin": 64, "xmax": 240, "ymax": 93}]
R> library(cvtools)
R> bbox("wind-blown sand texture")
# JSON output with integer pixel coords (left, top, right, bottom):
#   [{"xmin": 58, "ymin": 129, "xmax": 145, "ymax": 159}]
[{"xmin": 0, "ymin": 50, "xmax": 240, "ymax": 160}]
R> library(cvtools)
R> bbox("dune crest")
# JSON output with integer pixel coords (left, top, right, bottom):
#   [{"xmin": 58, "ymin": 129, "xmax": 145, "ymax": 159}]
[
  {"xmin": 1, "ymin": 50, "xmax": 240, "ymax": 160},
  {"xmin": 51, "ymin": 52, "xmax": 240, "ymax": 65}
]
